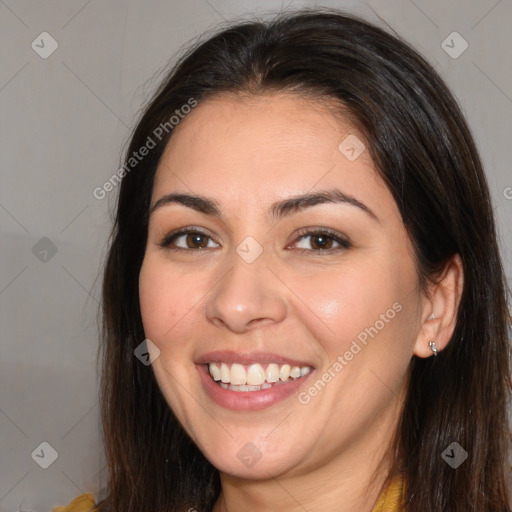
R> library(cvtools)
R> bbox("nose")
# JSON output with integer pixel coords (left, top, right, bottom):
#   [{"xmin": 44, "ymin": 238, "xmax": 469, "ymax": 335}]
[{"xmin": 204, "ymin": 249, "xmax": 288, "ymax": 333}]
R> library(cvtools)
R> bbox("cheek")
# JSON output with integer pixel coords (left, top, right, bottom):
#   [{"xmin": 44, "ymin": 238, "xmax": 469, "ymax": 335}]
[
  {"xmin": 138, "ymin": 258, "xmax": 201, "ymax": 418},
  {"xmin": 293, "ymin": 255, "xmax": 419, "ymax": 365},
  {"xmin": 138, "ymin": 256, "xmax": 192, "ymax": 346},
  {"xmin": 291, "ymin": 265, "xmax": 396, "ymax": 340}
]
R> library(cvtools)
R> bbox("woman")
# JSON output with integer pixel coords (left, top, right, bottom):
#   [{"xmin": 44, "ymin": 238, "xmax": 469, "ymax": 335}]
[{"xmin": 53, "ymin": 8, "xmax": 511, "ymax": 512}]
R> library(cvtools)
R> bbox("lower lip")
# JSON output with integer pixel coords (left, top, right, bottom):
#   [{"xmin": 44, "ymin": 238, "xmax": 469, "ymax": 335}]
[{"xmin": 197, "ymin": 364, "xmax": 314, "ymax": 411}]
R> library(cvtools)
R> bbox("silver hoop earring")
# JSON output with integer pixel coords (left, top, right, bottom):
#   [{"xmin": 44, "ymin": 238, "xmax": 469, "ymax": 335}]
[{"xmin": 428, "ymin": 340, "xmax": 438, "ymax": 356}]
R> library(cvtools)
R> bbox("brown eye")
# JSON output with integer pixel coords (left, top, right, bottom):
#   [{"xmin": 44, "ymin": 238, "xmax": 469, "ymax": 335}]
[
  {"xmin": 292, "ymin": 229, "xmax": 351, "ymax": 252},
  {"xmin": 309, "ymin": 234, "xmax": 334, "ymax": 250},
  {"xmin": 158, "ymin": 229, "xmax": 219, "ymax": 250},
  {"xmin": 184, "ymin": 233, "xmax": 209, "ymax": 248}
]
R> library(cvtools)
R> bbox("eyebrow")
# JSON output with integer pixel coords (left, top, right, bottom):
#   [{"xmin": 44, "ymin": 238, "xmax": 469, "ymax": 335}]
[{"xmin": 149, "ymin": 188, "xmax": 378, "ymax": 221}]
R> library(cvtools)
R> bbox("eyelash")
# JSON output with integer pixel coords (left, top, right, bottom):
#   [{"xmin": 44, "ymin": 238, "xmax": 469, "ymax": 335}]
[{"xmin": 157, "ymin": 227, "xmax": 351, "ymax": 254}]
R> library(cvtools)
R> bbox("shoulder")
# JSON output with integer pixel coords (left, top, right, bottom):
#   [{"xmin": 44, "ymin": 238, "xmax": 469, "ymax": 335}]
[{"xmin": 51, "ymin": 494, "xmax": 96, "ymax": 512}]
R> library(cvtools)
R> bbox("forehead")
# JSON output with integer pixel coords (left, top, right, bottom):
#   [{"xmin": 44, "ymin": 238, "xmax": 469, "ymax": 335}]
[{"xmin": 151, "ymin": 93, "xmax": 390, "ymax": 218}]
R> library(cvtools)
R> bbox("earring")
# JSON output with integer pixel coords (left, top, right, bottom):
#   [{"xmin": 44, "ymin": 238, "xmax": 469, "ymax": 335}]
[{"xmin": 428, "ymin": 340, "xmax": 438, "ymax": 356}]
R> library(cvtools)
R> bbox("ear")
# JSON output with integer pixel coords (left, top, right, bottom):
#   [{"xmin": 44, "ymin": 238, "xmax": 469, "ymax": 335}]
[{"xmin": 413, "ymin": 254, "xmax": 464, "ymax": 358}]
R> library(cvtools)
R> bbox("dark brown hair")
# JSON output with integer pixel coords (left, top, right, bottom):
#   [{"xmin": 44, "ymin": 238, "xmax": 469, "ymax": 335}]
[{"xmin": 96, "ymin": 8, "xmax": 511, "ymax": 511}]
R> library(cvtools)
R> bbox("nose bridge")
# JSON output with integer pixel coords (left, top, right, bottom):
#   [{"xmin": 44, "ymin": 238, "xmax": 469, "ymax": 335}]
[{"xmin": 204, "ymin": 242, "xmax": 287, "ymax": 332}]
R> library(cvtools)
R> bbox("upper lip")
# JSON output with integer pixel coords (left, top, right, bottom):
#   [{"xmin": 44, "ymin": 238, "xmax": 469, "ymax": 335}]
[{"xmin": 195, "ymin": 350, "xmax": 315, "ymax": 368}]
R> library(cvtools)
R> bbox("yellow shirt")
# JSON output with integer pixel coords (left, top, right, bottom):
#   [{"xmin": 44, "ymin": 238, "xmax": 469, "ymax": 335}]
[{"xmin": 52, "ymin": 473, "xmax": 405, "ymax": 512}]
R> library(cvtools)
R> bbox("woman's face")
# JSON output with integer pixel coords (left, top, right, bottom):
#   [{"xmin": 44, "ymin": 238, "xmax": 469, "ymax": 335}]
[{"xmin": 139, "ymin": 93, "xmax": 426, "ymax": 479}]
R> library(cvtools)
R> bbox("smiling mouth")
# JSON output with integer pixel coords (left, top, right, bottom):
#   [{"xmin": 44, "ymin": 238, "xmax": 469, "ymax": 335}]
[{"xmin": 207, "ymin": 362, "xmax": 313, "ymax": 392}]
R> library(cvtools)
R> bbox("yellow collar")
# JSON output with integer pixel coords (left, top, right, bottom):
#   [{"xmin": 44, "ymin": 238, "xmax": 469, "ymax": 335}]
[
  {"xmin": 372, "ymin": 473, "xmax": 405, "ymax": 511},
  {"xmin": 51, "ymin": 493, "xmax": 95, "ymax": 512}
]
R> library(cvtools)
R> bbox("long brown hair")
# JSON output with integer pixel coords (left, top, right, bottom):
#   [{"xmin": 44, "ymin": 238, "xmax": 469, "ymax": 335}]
[{"xmin": 96, "ymin": 8, "xmax": 511, "ymax": 511}]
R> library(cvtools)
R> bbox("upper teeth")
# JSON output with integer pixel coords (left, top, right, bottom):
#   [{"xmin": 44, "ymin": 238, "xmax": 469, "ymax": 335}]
[{"xmin": 208, "ymin": 362, "xmax": 312, "ymax": 385}]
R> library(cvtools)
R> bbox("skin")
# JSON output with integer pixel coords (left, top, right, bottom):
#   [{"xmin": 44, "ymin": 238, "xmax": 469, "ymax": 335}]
[{"xmin": 138, "ymin": 93, "xmax": 463, "ymax": 512}]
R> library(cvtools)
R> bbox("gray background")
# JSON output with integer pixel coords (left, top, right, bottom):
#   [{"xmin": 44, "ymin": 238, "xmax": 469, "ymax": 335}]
[{"xmin": 0, "ymin": 0, "xmax": 511, "ymax": 510}]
